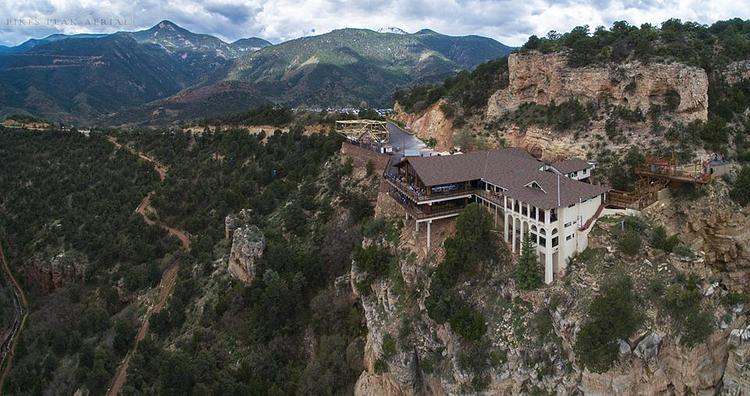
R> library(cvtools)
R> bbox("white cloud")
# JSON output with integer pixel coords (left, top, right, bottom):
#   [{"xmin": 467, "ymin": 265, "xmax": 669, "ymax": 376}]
[{"xmin": 0, "ymin": 0, "xmax": 748, "ymax": 46}]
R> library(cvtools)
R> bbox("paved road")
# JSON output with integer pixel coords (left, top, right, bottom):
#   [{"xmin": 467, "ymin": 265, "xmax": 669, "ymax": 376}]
[{"xmin": 387, "ymin": 122, "xmax": 428, "ymax": 157}]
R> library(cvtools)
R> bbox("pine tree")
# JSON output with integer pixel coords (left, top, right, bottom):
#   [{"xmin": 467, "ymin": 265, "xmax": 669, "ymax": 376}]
[{"xmin": 515, "ymin": 232, "xmax": 542, "ymax": 290}]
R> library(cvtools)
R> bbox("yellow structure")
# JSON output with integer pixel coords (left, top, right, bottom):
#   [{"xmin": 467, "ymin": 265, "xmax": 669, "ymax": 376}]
[{"xmin": 335, "ymin": 120, "xmax": 390, "ymax": 151}]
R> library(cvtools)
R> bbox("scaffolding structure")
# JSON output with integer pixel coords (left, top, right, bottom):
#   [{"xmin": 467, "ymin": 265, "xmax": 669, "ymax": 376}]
[{"xmin": 335, "ymin": 120, "xmax": 390, "ymax": 152}]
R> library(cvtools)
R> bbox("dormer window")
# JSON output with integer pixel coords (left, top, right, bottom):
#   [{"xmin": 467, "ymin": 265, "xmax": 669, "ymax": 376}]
[{"xmin": 525, "ymin": 181, "xmax": 547, "ymax": 194}]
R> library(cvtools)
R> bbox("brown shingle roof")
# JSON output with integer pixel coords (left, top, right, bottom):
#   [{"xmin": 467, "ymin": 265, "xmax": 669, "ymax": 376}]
[
  {"xmin": 401, "ymin": 149, "xmax": 608, "ymax": 209},
  {"xmin": 550, "ymin": 158, "xmax": 592, "ymax": 174}
]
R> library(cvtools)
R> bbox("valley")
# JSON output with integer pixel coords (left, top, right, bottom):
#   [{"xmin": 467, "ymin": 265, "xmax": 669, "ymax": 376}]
[{"xmin": 1, "ymin": 13, "xmax": 750, "ymax": 396}]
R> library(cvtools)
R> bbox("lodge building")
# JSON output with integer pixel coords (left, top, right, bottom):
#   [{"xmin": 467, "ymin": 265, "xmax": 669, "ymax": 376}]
[{"xmin": 385, "ymin": 148, "xmax": 609, "ymax": 284}]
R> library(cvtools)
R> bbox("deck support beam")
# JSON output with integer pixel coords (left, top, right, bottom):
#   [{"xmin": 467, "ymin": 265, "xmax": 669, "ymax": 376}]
[{"xmin": 426, "ymin": 221, "xmax": 432, "ymax": 250}]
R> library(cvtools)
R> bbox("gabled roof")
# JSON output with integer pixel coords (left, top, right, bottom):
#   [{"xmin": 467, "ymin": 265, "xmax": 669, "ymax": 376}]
[
  {"xmin": 550, "ymin": 158, "xmax": 592, "ymax": 174},
  {"xmin": 399, "ymin": 149, "xmax": 608, "ymax": 209}
]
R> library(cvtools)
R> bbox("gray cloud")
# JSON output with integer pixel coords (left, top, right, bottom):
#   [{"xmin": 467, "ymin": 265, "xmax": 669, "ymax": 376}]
[{"xmin": 0, "ymin": 0, "xmax": 748, "ymax": 46}]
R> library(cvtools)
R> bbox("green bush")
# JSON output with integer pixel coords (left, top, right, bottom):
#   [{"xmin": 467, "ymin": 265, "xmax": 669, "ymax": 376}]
[
  {"xmin": 342, "ymin": 191, "xmax": 373, "ymax": 223},
  {"xmin": 724, "ymin": 292, "xmax": 750, "ymax": 306},
  {"xmin": 574, "ymin": 275, "xmax": 641, "ymax": 372},
  {"xmin": 730, "ymin": 166, "xmax": 750, "ymax": 206},
  {"xmin": 448, "ymin": 305, "xmax": 487, "ymax": 342},
  {"xmin": 650, "ymin": 226, "xmax": 679, "ymax": 252},
  {"xmin": 353, "ymin": 245, "xmax": 394, "ymax": 280},
  {"xmin": 496, "ymin": 99, "xmax": 594, "ymax": 132},
  {"xmin": 373, "ymin": 359, "xmax": 388, "ymax": 374},
  {"xmin": 617, "ymin": 230, "xmax": 642, "ymax": 256},
  {"xmin": 664, "ymin": 275, "xmax": 713, "ymax": 347},
  {"xmin": 381, "ymin": 333, "xmax": 397, "ymax": 358}
]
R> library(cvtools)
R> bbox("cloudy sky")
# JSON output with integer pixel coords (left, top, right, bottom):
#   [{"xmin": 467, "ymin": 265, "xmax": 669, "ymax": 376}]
[{"xmin": 1, "ymin": 0, "xmax": 749, "ymax": 47}]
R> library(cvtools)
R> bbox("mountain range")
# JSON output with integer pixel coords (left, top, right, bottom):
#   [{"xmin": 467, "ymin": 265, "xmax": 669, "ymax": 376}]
[{"xmin": 0, "ymin": 21, "xmax": 512, "ymax": 125}]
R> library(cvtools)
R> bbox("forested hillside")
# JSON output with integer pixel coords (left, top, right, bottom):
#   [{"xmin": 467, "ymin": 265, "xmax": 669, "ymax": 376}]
[
  {"xmin": 0, "ymin": 129, "xmax": 178, "ymax": 393},
  {"xmin": 0, "ymin": 124, "xmax": 379, "ymax": 394}
]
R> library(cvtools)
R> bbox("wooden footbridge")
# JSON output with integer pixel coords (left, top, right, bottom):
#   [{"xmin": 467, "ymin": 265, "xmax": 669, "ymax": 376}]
[{"xmin": 607, "ymin": 154, "xmax": 731, "ymax": 210}]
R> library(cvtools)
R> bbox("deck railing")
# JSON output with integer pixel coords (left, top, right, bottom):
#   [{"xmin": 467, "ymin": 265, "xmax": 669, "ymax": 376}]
[
  {"xmin": 384, "ymin": 173, "xmax": 474, "ymax": 203},
  {"xmin": 388, "ymin": 190, "xmax": 466, "ymax": 220}
]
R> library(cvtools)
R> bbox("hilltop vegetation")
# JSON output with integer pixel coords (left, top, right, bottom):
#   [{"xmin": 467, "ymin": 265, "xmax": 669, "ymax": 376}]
[
  {"xmin": 394, "ymin": 57, "xmax": 510, "ymax": 116},
  {"xmin": 522, "ymin": 18, "xmax": 750, "ymax": 69}
]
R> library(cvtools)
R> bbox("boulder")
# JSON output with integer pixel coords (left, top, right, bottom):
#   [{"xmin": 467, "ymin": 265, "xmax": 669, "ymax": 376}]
[
  {"xmin": 634, "ymin": 332, "xmax": 663, "ymax": 360},
  {"xmin": 618, "ymin": 339, "xmax": 632, "ymax": 356}
]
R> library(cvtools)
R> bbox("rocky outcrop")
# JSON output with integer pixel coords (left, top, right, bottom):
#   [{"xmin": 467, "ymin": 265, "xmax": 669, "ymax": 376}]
[
  {"xmin": 724, "ymin": 60, "xmax": 750, "ymax": 85},
  {"xmin": 392, "ymin": 100, "xmax": 454, "ymax": 151},
  {"xmin": 684, "ymin": 206, "xmax": 750, "ymax": 290},
  {"xmin": 487, "ymin": 51, "xmax": 708, "ymax": 123},
  {"xmin": 504, "ymin": 125, "xmax": 586, "ymax": 162},
  {"xmin": 580, "ymin": 326, "xmax": 737, "ymax": 395},
  {"xmin": 225, "ymin": 208, "xmax": 253, "ymax": 240},
  {"xmin": 26, "ymin": 250, "xmax": 87, "ymax": 292},
  {"xmin": 645, "ymin": 186, "xmax": 750, "ymax": 292},
  {"xmin": 225, "ymin": 210, "xmax": 265, "ymax": 283},
  {"xmin": 723, "ymin": 324, "xmax": 750, "ymax": 394}
]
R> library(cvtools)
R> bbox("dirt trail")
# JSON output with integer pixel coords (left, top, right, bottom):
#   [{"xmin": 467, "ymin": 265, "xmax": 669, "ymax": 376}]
[
  {"xmin": 107, "ymin": 136, "xmax": 168, "ymax": 181},
  {"xmin": 106, "ymin": 264, "xmax": 178, "ymax": 396},
  {"xmin": 106, "ymin": 137, "xmax": 189, "ymax": 396},
  {"xmin": 0, "ymin": 243, "xmax": 29, "ymax": 392},
  {"xmin": 135, "ymin": 192, "xmax": 191, "ymax": 251}
]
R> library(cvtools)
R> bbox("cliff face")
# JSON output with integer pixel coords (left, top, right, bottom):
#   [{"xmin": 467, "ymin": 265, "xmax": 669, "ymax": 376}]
[
  {"xmin": 353, "ymin": 189, "xmax": 749, "ymax": 396},
  {"xmin": 26, "ymin": 249, "xmax": 87, "ymax": 292},
  {"xmin": 394, "ymin": 51, "xmax": 711, "ymax": 161},
  {"xmin": 392, "ymin": 100, "xmax": 454, "ymax": 152},
  {"xmin": 645, "ymin": 186, "xmax": 750, "ymax": 293},
  {"xmin": 504, "ymin": 125, "xmax": 587, "ymax": 162},
  {"xmin": 487, "ymin": 51, "xmax": 709, "ymax": 123}
]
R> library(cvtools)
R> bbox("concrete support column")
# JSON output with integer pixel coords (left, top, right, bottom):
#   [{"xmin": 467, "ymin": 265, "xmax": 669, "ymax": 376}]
[
  {"xmin": 544, "ymin": 247, "xmax": 554, "ymax": 284},
  {"xmin": 504, "ymin": 215, "xmax": 509, "ymax": 243},
  {"xmin": 511, "ymin": 217, "xmax": 517, "ymax": 252},
  {"xmin": 427, "ymin": 220, "xmax": 432, "ymax": 250},
  {"xmin": 416, "ymin": 221, "xmax": 419, "ymax": 232}
]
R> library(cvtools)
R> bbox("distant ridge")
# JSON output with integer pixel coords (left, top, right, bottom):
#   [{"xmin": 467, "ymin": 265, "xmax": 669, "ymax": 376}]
[{"xmin": 0, "ymin": 21, "xmax": 511, "ymax": 125}]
